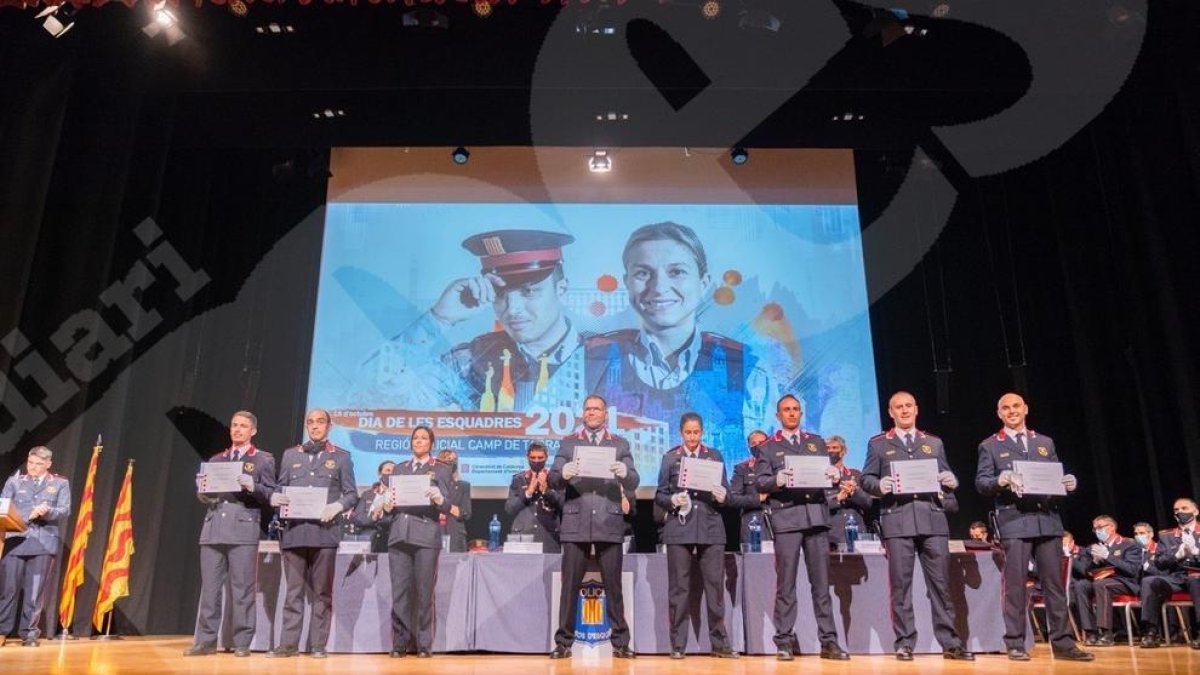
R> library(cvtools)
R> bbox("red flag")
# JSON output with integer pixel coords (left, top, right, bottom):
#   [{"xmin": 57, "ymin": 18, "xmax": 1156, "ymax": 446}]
[
  {"xmin": 93, "ymin": 461, "xmax": 134, "ymax": 630},
  {"xmin": 58, "ymin": 437, "xmax": 102, "ymax": 632}
]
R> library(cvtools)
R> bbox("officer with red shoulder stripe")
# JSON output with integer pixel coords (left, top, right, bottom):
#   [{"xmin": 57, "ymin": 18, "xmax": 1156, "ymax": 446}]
[
  {"xmin": 1071, "ymin": 515, "xmax": 1143, "ymax": 645},
  {"xmin": 1141, "ymin": 498, "xmax": 1200, "ymax": 649},
  {"xmin": 726, "ymin": 430, "xmax": 772, "ymax": 545}
]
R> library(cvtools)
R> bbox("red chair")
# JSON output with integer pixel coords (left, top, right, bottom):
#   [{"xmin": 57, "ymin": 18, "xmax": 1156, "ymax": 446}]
[
  {"xmin": 1162, "ymin": 591, "xmax": 1193, "ymax": 644},
  {"xmin": 1111, "ymin": 593, "xmax": 1141, "ymax": 646},
  {"xmin": 1029, "ymin": 555, "xmax": 1083, "ymax": 642}
]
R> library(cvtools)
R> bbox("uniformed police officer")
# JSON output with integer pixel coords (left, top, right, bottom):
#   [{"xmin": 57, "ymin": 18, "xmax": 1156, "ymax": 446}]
[
  {"xmin": 860, "ymin": 391, "xmax": 973, "ymax": 661},
  {"xmin": 185, "ymin": 411, "xmax": 277, "ymax": 657},
  {"xmin": 726, "ymin": 430, "xmax": 772, "ymax": 547},
  {"xmin": 503, "ymin": 443, "xmax": 562, "ymax": 552},
  {"xmin": 371, "ymin": 425, "xmax": 453, "ymax": 658},
  {"xmin": 754, "ymin": 394, "xmax": 850, "ymax": 661},
  {"xmin": 353, "ymin": 461, "xmax": 395, "ymax": 554},
  {"xmin": 0, "ymin": 446, "xmax": 71, "ymax": 647},
  {"xmin": 267, "ymin": 409, "xmax": 357, "ymax": 658},
  {"xmin": 436, "ymin": 450, "xmax": 471, "ymax": 553},
  {"xmin": 1071, "ymin": 515, "xmax": 1142, "ymax": 646},
  {"xmin": 548, "ymin": 394, "xmax": 639, "ymax": 659},
  {"xmin": 975, "ymin": 392, "xmax": 1092, "ymax": 661},
  {"xmin": 824, "ymin": 435, "xmax": 872, "ymax": 548},
  {"xmin": 655, "ymin": 412, "xmax": 738, "ymax": 659},
  {"xmin": 1147, "ymin": 498, "xmax": 1200, "ymax": 649}
]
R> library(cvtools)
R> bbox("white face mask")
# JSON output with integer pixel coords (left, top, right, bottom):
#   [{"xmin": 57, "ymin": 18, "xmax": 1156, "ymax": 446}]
[{"xmin": 1063, "ymin": 545, "xmax": 1072, "ymax": 556}]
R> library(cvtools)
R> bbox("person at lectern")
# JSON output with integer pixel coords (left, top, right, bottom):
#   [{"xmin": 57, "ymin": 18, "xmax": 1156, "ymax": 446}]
[
  {"xmin": 547, "ymin": 395, "xmax": 639, "ymax": 659},
  {"xmin": 267, "ymin": 409, "xmax": 358, "ymax": 659},
  {"xmin": 371, "ymin": 425, "xmax": 453, "ymax": 658},
  {"xmin": 0, "ymin": 446, "xmax": 71, "ymax": 647},
  {"xmin": 184, "ymin": 411, "xmax": 276, "ymax": 658}
]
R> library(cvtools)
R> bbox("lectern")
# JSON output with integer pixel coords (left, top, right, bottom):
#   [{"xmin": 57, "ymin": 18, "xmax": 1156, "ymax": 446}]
[{"xmin": 0, "ymin": 497, "xmax": 27, "ymax": 562}]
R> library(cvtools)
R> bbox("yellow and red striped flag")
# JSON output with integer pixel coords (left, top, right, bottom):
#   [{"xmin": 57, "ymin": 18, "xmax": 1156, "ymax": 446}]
[
  {"xmin": 93, "ymin": 461, "xmax": 135, "ymax": 631},
  {"xmin": 58, "ymin": 436, "xmax": 102, "ymax": 633}
]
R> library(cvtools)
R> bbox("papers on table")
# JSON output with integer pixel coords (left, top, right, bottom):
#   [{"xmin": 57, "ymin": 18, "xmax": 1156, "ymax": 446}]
[
  {"xmin": 890, "ymin": 458, "xmax": 940, "ymax": 495},
  {"xmin": 280, "ymin": 486, "xmax": 328, "ymax": 520},
  {"xmin": 574, "ymin": 445, "xmax": 617, "ymax": 479},
  {"xmin": 198, "ymin": 462, "xmax": 244, "ymax": 493},
  {"xmin": 1012, "ymin": 460, "xmax": 1066, "ymax": 496},
  {"xmin": 784, "ymin": 455, "xmax": 832, "ymax": 489},
  {"xmin": 388, "ymin": 474, "xmax": 434, "ymax": 507},
  {"xmin": 677, "ymin": 457, "xmax": 723, "ymax": 492}
]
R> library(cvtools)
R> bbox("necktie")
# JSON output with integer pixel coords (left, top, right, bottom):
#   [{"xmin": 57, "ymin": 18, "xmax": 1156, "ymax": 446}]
[
  {"xmin": 1016, "ymin": 432, "xmax": 1028, "ymax": 454},
  {"xmin": 790, "ymin": 435, "xmax": 800, "ymax": 447},
  {"xmin": 903, "ymin": 434, "xmax": 915, "ymax": 452},
  {"xmin": 590, "ymin": 432, "xmax": 599, "ymax": 446},
  {"xmin": 232, "ymin": 450, "xmax": 240, "ymax": 462}
]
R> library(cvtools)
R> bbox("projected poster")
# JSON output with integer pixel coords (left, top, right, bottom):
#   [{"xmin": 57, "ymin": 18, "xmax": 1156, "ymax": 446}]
[{"xmin": 307, "ymin": 148, "xmax": 880, "ymax": 490}]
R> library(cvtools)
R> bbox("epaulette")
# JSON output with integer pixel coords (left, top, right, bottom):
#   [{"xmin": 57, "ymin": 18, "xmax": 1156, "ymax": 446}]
[
  {"xmin": 585, "ymin": 329, "xmax": 638, "ymax": 348},
  {"xmin": 701, "ymin": 331, "xmax": 745, "ymax": 353}
]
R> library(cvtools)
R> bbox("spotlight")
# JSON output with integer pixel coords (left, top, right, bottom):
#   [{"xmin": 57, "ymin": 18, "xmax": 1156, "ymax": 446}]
[
  {"xmin": 143, "ymin": 1, "xmax": 186, "ymax": 46},
  {"xmin": 229, "ymin": 0, "xmax": 248, "ymax": 18},
  {"xmin": 701, "ymin": 1, "xmax": 720, "ymax": 20},
  {"xmin": 588, "ymin": 149, "xmax": 612, "ymax": 173},
  {"xmin": 36, "ymin": 4, "xmax": 76, "ymax": 38},
  {"xmin": 451, "ymin": 147, "xmax": 471, "ymax": 165},
  {"xmin": 473, "ymin": 0, "xmax": 493, "ymax": 19},
  {"xmin": 730, "ymin": 147, "xmax": 749, "ymax": 165}
]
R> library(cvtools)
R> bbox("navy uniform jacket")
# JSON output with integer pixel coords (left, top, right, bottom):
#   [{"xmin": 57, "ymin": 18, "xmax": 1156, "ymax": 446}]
[
  {"xmin": 754, "ymin": 431, "xmax": 833, "ymax": 533},
  {"xmin": 975, "ymin": 428, "xmax": 1064, "ymax": 539},
  {"xmin": 504, "ymin": 470, "xmax": 563, "ymax": 542},
  {"xmin": 826, "ymin": 466, "xmax": 873, "ymax": 544},
  {"xmin": 548, "ymin": 429, "xmax": 639, "ymax": 544},
  {"xmin": 654, "ymin": 445, "xmax": 728, "ymax": 546},
  {"xmin": 1151, "ymin": 528, "xmax": 1200, "ymax": 583},
  {"xmin": 352, "ymin": 483, "xmax": 391, "ymax": 553},
  {"xmin": 277, "ymin": 441, "xmax": 358, "ymax": 549},
  {"xmin": 444, "ymin": 480, "xmax": 471, "ymax": 552},
  {"xmin": 1, "ymin": 472, "xmax": 72, "ymax": 556},
  {"xmin": 1071, "ymin": 535, "xmax": 1143, "ymax": 583},
  {"xmin": 726, "ymin": 457, "xmax": 771, "ymax": 542},
  {"xmin": 379, "ymin": 457, "xmax": 453, "ymax": 549},
  {"xmin": 861, "ymin": 429, "xmax": 954, "ymax": 539},
  {"xmin": 198, "ymin": 446, "xmax": 277, "ymax": 546}
]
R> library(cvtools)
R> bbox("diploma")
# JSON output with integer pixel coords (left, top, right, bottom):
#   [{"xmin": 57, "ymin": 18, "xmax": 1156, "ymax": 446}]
[
  {"xmin": 198, "ymin": 462, "xmax": 244, "ymax": 493},
  {"xmin": 890, "ymin": 458, "xmax": 940, "ymax": 494},
  {"xmin": 574, "ymin": 445, "xmax": 617, "ymax": 479},
  {"xmin": 784, "ymin": 455, "xmax": 832, "ymax": 489},
  {"xmin": 388, "ymin": 474, "xmax": 434, "ymax": 506},
  {"xmin": 280, "ymin": 486, "xmax": 329, "ymax": 520},
  {"xmin": 1012, "ymin": 460, "xmax": 1066, "ymax": 496},
  {"xmin": 677, "ymin": 457, "xmax": 723, "ymax": 492}
]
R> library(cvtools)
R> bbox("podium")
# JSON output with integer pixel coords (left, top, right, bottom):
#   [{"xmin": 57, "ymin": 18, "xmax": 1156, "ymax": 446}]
[{"xmin": 0, "ymin": 497, "xmax": 28, "ymax": 562}]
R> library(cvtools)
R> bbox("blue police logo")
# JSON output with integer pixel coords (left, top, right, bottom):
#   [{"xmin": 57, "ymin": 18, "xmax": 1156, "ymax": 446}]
[{"xmin": 574, "ymin": 578, "xmax": 611, "ymax": 645}]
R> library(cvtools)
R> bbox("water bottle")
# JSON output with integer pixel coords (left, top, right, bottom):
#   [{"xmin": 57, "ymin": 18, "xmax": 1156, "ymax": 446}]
[
  {"xmin": 748, "ymin": 515, "xmax": 762, "ymax": 553},
  {"xmin": 488, "ymin": 514, "xmax": 502, "ymax": 552},
  {"xmin": 845, "ymin": 513, "xmax": 859, "ymax": 553}
]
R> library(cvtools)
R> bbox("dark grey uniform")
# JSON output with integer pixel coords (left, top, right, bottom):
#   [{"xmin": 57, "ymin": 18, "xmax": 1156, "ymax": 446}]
[
  {"xmin": 443, "ymin": 480, "xmax": 471, "ymax": 553},
  {"xmin": 548, "ymin": 428, "xmax": 639, "ymax": 651},
  {"xmin": 754, "ymin": 430, "xmax": 841, "ymax": 652},
  {"xmin": 826, "ymin": 465, "xmax": 872, "ymax": 547},
  {"xmin": 1071, "ymin": 535, "xmax": 1142, "ymax": 634},
  {"xmin": 1144, "ymin": 528, "xmax": 1200, "ymax": 629},
  {"xmin": 655, "ymin": 445, "xmax": 732, "ymax": 653},
  {"xmin": 0, "ymin": 472, "xmax": 71, "ymax": 641},
  {"xmin": 352, "ymin": 484, "xmax": 390, "ymax": 553},
  {"xmin": 976, "ymin": 428, "xmax": 1075, "ymax": 651},
  {"xmin": 504, "ymin": 469, "xmax": 562, "ymax": 553},
  {"xmin": 378, "ymin": 457, "xmax": 453, "ymax": 653},
  {"xmin": 861, "ymin": 429, "xmax": 964, "ymax": 652},
  {"xmin": 726, "ymin": 457, "xmax": 772, "ymax": 545},
  {"xmin": 193, "ymin": 446, "xmax": 277, "ymax": 651},
  {"xmin": 276, "ymin": 441, "xmax": 357, "ymax": 653}
]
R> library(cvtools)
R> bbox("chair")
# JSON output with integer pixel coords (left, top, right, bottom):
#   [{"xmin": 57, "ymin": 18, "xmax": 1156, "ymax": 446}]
[
  {"xmin": 1111, "ymin": 593, "xmax": 1141, "ymax": 646},
  {"xmin": 1030, "ymin": 554, "xmax": 1083, "ymax": 642},
  {"xmin": 1162, "ymin": 591, "xmax": 1193, "ymax": 644}
]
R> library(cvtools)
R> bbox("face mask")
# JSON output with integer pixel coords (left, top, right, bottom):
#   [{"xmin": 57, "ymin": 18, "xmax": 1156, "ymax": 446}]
[
  {"xmin": 529, "ymin": 461, "xmax": 546, "ymax": 473},
  {"xmin": 1094, "ymin": 528, "xmax": 1108, "ymax": 543},
  {"xmin": 1176, "ymin": 512, "xmax": 1196, "ymax": 525},
  {"xmin": 1135, "ymin": 534, "xmax": 1151, "ymax": 547},
  {"xmin": 1062, "ymin": 545, "xmax": 1072, "ymax": 556}
]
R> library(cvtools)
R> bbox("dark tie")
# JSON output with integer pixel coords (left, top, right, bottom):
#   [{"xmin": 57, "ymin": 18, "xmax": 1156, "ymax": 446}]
[
  {"xmin": 789, "ymin": 435, "xmax": 799, "ymax": 447},
  {"xmin": 231, "ymin": 450, "xmax": 240, "ymax": 462},
  {"xmin": 1015, "ymin": 432, "xmax": 1027, "ymax": 454},
  {"xmin": 590, "ymin": 432, "xmax": 599, "ymax": 446},
  {"xmin": 903, "ymin": 434, "xmax": 915, "ymax": 452}
]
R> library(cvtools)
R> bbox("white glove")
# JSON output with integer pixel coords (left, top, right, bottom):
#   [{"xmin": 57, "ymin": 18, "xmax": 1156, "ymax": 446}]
[
  {"xmin": 561, "ymin": 461, "xmax": 580, "ymax": 480},
  {"xmin": 671, "ymin": 492, "xmax": 689, "ymax": 508},
  {"xmin": 270, "ymin": 492, "xmax": 291, "ymax": 507},
  {"xmin": 320, "ymin": 502, "xmax": 344, "ymax": 523},
  {"xmin": 937, "ymin": 471, "xmax": 958, "ymax": 490},
  {"xmin": 999, "ymin": 470, "xmax": 1024, "ymax": 496},
  {"xmin": 1062, "ymin": 474, "xmax": 1078, "ymax": 492},
  {"xmin": 711, "ymin": 484, "xmax": 727, "ymax": 503},
  {"xmin": 195, "ymin": 474, "xmax": 206, "ymax": 493},
  {"xmin": 824, "ymin": 466, "xmax": 840, "ymax": 483},
  {"xmin": 775, "ymin": 469, "xmax": 793, "ymax": 488},
  {"xmin": 879, "ymin": 475, "xmax": 896, "ymax": 495},
  {"xmin": 370, "ymin": 492, "xmax": 388, "ymax": 514},
  {"xmin": 1177, "ymin": 543, "xmax": 1191, "ymax": 560},
  {"xmin": 425, "ymin": 486, "xmax": 445, "ymax": 506},
  {"xmin": 610, "ymin": 462, "xmax": 628, "ymax": 479},
  {"xmin": 1090, "ymin": 543, "xmax": 1109, "ymax": 561},
  {"xmin": 237, "ymin": 474, "xmax": 254, "ymax": 492}
]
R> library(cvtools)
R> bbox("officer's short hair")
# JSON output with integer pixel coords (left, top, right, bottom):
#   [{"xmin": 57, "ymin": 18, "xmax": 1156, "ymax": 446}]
[
  {"xmin": 584, "ymin": 394, "xmax": 607, "ymax": 411},
  {"xmin": 28, "ymin": 446, "xmax": 52, "ymax": 462},
  {"xmin": 747, "ymin": 430, "xmax": 768, "ymax": 444},
  {"xmin": 306, "ymin": 408, "xmax": 331, "ymax": 424},
  {"xmin": 679, "ymin": 412, "xmax": 703, "ymax": 429},
  {"xmin": 437, "ymin": 449, "xmax": 458, "ymax": 463},
  {"xmin": 1174, "ymin": 497, "xmax": 1199, "ymax": 511},
  {"xmin": 527, "ymin": 442, "xmax": 547, "ymax": 456},
  {"xmin": 622, "ymin": 221, "xmax": 708, "ymax": 277},
  {"xmin": 776, "ymin": 394, "xmax": 801, "ymax": 412},
  {"xmin": 377, "ymin": 460, "xmax": 395, "ymax": 474},
  {"xmin": 232, "ymin": 410, "xmax": 258, "ymax": 429},
  {"xmin": 826, "ymin": 435, "xmax": 847, "ymax": 448},
  {"xmin": 1093, "ymin": 514, "xmax": 1117, "ymax": 529},
  {"xmin": 969, "ymin": 521, "xmax": 988, "ymax": 532},
  {"xmin": 1133, "ymin": 521, "xmax": 1153, "ymax": 534}
]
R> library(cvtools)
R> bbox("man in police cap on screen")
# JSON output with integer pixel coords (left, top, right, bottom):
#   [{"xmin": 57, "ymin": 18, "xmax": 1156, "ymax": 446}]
[{"xmin": 394, "ymin": 229, "xmax": 583, "ymax": 412}]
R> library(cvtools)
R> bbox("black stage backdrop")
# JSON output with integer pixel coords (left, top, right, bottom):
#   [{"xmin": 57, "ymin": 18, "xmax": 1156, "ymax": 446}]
[{"xmin": 1, "ymin": 3, "xmax": 1198, "ymax": 636}]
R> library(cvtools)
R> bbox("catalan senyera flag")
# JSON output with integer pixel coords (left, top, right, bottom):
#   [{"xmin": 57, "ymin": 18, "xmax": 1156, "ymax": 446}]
[
  {"xmin": 58, "ymin": 437, "xmax": 102, "ymax": 632},
  {"xmin": 93, "ymin": 461, "xmax": 134, "ymax": 631}
]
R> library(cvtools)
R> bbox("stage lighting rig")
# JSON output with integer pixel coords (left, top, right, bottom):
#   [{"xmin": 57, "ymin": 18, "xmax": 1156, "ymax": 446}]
[
  {"xmin": 588, "ymin": 149, "xmax": 613, "ymax": 173},
  {"xmin": 36, "ymin": 4, "xmax": 76, "ymax": 38},
  {"xmin": 730, "ymin": 147, "xmax": 748, "ymax": 165},
  {"xmin": 143, "ymin": 1, "xmax": 186, "ymax": 46},
  {"xmin": 451, "ymin": 147, "xmax": 471, "ymax": 165}
]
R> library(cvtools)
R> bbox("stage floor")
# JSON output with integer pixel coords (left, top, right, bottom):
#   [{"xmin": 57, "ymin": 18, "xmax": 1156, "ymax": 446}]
[{"xmin": 0, "ymin": 637, "xmax": 1195, "ymax": 674}]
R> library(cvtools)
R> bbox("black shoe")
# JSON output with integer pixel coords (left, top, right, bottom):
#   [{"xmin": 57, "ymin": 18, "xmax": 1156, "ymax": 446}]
[
  {"xmin": 311, "ymin": 650, "xmax": 328, "ymax": 658},
  {"xmin": 944, "ymin": 647, "xmax": 975, "ymax": 661},
  {"xmin": 776, "ymin": 647, "xmax": 795, "ymax": 661},
  {"xmin": 234, "ymin": 648, "xmax": 251, "ymax": 657},
  {"xmin": 416, "ymin": 650, "xmax": 432, "ymax": 658},
  {"xmin": 1192, "ymin": 637, "xmax": 1200, "ymax": 650},
  {"xmin": 182, "ymin": 645, "xmax": 217, "ymax": 657},
  {"xmin": 1054, "ymin": 646, "xmax": 1095, "ymax": 661},
  {"xmin": 820, "ymin": 644, "xmax": 850, "ymax": 660},
  {"xmin": 390, "ymin": 650, "xmax": 406, "ymax": 658},
  {"xmin": 1007, "ymin": 648, "xmax": 1031, "ymax": 661},
  {"xmin": 21, "ymin": 639, "xmax": 39, "ymax": 648},
  {"xmin": 895, "ymin": 647, "xmax": 914, "ymax": 661},
  {"xmin": 267, "ymin": 647, "xmax": 298, "ymax": 658},
  {"xmin": 1140, "ymin": 633, "xmax": 1161, "ymax": 649},
  {"xmin": 549, "ymin": 645, "xmax": 571, "ymax": 659},
  {"xmin": 613, "ymin": 646, "xmax": 636, "ymax": 659},
  {"xmin": 670, "ymin": 650, "xmax": 685, "ymax": 659},
  {"xmin": 1096, "ymin": 633, "xmax": 1115, "ymax": 646},
  {"xmin": 711, "ymin": 647, "xmax": 739, "ymax": 659}
]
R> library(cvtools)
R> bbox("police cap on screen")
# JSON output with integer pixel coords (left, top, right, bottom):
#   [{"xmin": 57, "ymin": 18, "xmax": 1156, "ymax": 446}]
[{"xmin": 461, "ymin": 230, "xmax": 575, "ymax": 286}]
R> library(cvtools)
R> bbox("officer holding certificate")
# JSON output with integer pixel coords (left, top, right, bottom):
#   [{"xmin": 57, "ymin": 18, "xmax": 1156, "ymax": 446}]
[{"xmin": 654, "ymin": 412, "xmax": 737, "ymax": 659}]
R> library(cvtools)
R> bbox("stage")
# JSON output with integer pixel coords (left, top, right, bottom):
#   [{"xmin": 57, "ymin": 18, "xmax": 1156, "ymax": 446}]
[{"xmin": 1, "ymin": 637, "xmax": 1196, "ymax": 675}]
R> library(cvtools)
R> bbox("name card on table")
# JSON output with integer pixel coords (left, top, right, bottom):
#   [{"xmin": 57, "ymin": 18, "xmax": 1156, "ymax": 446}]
[
  {"xmin": 502, "ymin": 541, "xmax": 544, "ymax": 554},
  {"xmin": 854, "ymin": 540, "xmax": 884, "ymax": 554},
  {"xmin": 258, "ymin": 540, "xmax": 280, "ymax": 555},
  {"xmin": 339, "ymin": 540, "xmax": 373, "ymax": 555},
  {"xmin": 948, "ymin": 540, "xmax": 967, "ymax": 554}
]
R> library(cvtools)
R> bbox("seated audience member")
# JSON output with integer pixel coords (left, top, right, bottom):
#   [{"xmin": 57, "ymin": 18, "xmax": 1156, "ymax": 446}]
[
  {"xmin": 1071, "ymin": 515, "xmax": 1143, "ymax": 646},
  {"xmin": 1140, "ymin": 499, "xmax": 1200, "ymax": 649}
]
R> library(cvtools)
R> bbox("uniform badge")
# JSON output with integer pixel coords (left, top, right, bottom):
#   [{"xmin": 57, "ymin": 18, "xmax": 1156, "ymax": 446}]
[
  {"xmin": 921, "ymin": 445, "xmax": 933, "ymax": 455},
  {"xmin": 1113, "ymin": 549, "xmax": 1122, "ymax": 557},
  {"xmin": 885, "ymin": 450, "xmax": 895, "ymax": 456},
  {"xmin": 244, "ymin": 462, "xmax": 255, "ymax": 472},
  {"xmin": 775, "ymin": 451, "xmax": 784, "ymax": 456},
  {"xmin": 324, "ymin": 459, "xmax": 336, "ymax": 470},
  {"xmin": 292, "ymin": 463, "xmax": 303, "ymax": 468},
  {"xmin": 47, "ymin": 486, "xmax": 58, "ymax": 495},
  {"xmin": 999, "ymin": 452, "xmax": 1010, "ymax": 458},
  {"xmin": 1037, "ymin": 446, "xmax": 1049, "ymax": 457},
  {"xmin": 806, "ymin": 442, "xmax": 817, "ymax": 453}
]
